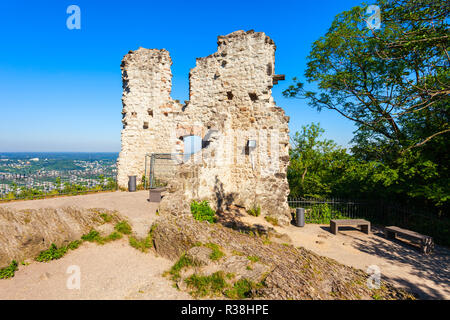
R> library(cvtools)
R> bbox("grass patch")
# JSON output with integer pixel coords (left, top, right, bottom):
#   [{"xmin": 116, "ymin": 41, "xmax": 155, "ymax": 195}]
[
  {"xmin": 204, "ymin": 243, "xmax": 225, "ymax": 261},
  {"xmin": 99, "ymin": 213, "xmax": 113, "ymax": 223},
  {"xmin": 247, "ymin": 255, "xmax": 260, "ymax": 263},
  {"xmin": 35, "ymin": 243, "xmax": 68, "ymax": 262},
  {"xmin": 372, "ymin": 293, "xmax": 383, "ymax": 300},
  {"xmin": 184, "ymin": 271, "xmax": 227, "ymax": 297},
  {"xmin": 226, "ymin": 273, "xmax": 235, "ymax": 280},
  {"xmin": 67, "ymin": 240, "xmax": 82, "ymax": 250},
  {"xmin": 81, "ymin": 229, "xmax": 123, "ymax": 245},
  {"xmin": 0, "ymin": 260, "xmax": 19, "ymax": 279},
  {"xmin": 224, "ymin": 278, "xmax": 255, "ymax": 299},
  {"xmin": 167, "ymin": 254, "xmax": 195, "ymax": 281},
  {"xmin": 129, "ymin": 235, "xmax": 151, "ymax": 252},
  {"xmin": 81, "ymin": 229, "xmax": 103, "ymax": 243},
  {"xmin": 105, "ymin": 231, "xmax": 123, "ymax": 242},
  {"xmin": 264, "ymin": 216, "xmax": 279, "ymax": 226},
  {"xmin": 247, "ymin": 205, "xmax": 261, "ymax": 217},
  {"xmin": 114, "ymin": 221, "xmax": 132, "ymax": 235},
  {"xmin": 129, "ymin": 223, "xmax": 157, "ymax": 252},
  {"xmin": 191, "ymin": 200, "xmax": 217, "ymax": 223}
]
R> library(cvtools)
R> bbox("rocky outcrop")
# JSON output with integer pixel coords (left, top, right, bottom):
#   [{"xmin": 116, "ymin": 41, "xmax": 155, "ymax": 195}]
[
  {"xmin": 0, "ymin": 207, "xmax": 122, "ymax": 267},
  {"xmin": 152, "ymin": 215, "xmax": 415, "ymax": 300}
]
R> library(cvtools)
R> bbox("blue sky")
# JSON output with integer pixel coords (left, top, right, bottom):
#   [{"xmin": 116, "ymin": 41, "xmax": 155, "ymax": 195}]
[{"xmin": 0, "ymin": 0, "xmax": 365, "ymax": 152}]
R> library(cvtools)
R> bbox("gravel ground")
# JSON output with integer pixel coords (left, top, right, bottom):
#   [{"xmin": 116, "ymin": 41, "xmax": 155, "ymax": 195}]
[
  {"xmin": 241, "ymin": 215, "xmax": 450, "ymax": 300},
  {"xmin": 0, "ymin": 238, "xmax": 191, "ymax": 300}
]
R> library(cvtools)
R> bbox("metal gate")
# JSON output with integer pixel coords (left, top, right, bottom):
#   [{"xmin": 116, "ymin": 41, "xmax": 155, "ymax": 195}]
[{"xmin": 144, "ymin": 153, "xmax": 185, "ymax": 189}]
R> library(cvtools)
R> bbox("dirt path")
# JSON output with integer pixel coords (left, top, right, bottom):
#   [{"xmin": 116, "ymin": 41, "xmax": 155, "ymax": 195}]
[
  {"xmin": 242, "ymin": 215, "xmax": 450, "ymax": 300},
  {"xmin": 0, "ymin": 191, "xmax": 191, "ymax": 300},
  {"xmin": 0, "ymin": 238, "xmax": 191, "ymax": 300}
]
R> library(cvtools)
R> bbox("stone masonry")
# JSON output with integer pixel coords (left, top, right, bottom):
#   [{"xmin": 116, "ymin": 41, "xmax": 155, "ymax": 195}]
[{"xmin": 117, "ymin": 30, "xmax": 291, "ymax": 225}]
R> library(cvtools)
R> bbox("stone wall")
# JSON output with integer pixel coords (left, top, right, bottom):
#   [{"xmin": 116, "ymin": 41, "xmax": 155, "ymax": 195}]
[{"xmin": 117, "ymin": 30, "xmax": 291, "ymax": 224}]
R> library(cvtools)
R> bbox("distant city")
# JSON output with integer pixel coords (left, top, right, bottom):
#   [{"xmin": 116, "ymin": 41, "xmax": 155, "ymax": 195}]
[{"xmin": 0, "ymin": 152, "xmax": 118, "ymax": 199}]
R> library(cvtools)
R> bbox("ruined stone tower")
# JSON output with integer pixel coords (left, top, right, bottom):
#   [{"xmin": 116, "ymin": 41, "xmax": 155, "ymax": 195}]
[{"xmin": 117, "ymin": 30, "xmax": 291, "ymax": 225}]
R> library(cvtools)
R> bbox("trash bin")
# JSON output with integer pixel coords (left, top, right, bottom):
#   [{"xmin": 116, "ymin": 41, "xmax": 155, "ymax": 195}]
[
  {"xmin": 296, "ymin": 208, "xmax": 305, "ymax": 227},
  {"xmin": 128, "ymin": 175, "xmax": 136, "ymax": 192}
]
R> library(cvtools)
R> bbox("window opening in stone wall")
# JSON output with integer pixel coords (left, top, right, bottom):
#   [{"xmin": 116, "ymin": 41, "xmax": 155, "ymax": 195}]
[{"xmin": 249, "ymin": 92, "xmax": 258, "ymax": 101}]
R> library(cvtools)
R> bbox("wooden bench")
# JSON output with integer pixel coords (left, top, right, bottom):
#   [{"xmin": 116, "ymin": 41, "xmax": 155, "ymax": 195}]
[
  {"xmin": 330, "ymin": 219, "xmax": 371, "ymax": 235},
  {"xmin": 385, "ymin": 226, "xmax": 434, "ymax": 254}
]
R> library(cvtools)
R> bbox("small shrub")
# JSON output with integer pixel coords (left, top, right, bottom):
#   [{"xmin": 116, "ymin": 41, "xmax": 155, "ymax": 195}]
[
  {"xmin": 247, "ymin": 205, "xmax": 261, "ymax": 217},
  {"xmin": 190, "ymin": 200, "xmax": 216, "ymax": 223},
  {"xmin": 0, "ymin": 260, "xmax": 19, "ymax": 279},
  {"xmin": 115, "ymin": 221, "xmax": 132, "ymax": 234},
  {"xmin": 36, "ymin": 244, "xmax": 68, "ymax": 262}
]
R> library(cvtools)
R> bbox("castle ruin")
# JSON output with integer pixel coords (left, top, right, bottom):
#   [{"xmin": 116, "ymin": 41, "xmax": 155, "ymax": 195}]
[{"xmin": 117, "ymin": 30, "xmax": 291, "ymax": 225}]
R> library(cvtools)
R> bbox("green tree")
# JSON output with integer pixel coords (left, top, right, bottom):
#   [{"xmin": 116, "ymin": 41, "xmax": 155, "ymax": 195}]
[
  {"xmin": 288, "ymin": 123, "xmax": 349, "ymax": 198},
  {"xmin": 284, "ymin": 0, "xmax": 449, "ymax": 152},
  {"xmin": 284, "ymin": 0, "xmax": 449, "ymax": 209}
]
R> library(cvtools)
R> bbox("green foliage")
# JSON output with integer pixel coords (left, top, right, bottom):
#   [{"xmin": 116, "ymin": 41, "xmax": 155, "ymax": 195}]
[
  {"xmin": 35, "ymin": 243, "xmax": 68, "ymax": 262},
  {"xmin": 105, "ymin": 231, "xmax": 123, "ymax": 242},
  {"xmin": 129, "ymin": 227, "xmax": 153, "ymax": 253},
  {"xmin": 224, "ymin": 278, "xmax": 255, "ymax": 299},
  {"xmin": 0, "ymin": 260, "xmax": 19, "ymax": 279},
  {"xmin": 114, "ymin": 221, "xmax": 132, "ymax": 235},
  {"xmin": 247, "ymin": 205, "xmax": 261, "ymax": 217},
  {"xmin": 305, "ymin": 204, "xmax": 348, "ymax": 224},
  {"xmin": 204, "ymin": 243, "xmax": 225, "ymax": 261},
  {"xmin": 184, "ymin": 271, "xmax": 227, "ymax": 297},
  {"xmin": 168, "ymin": 254, "xmax": 195, "ymax": 281},
  {"xmin": 247, "ymin": 255, "xmax": 260, "ymax": 263},
  {"xmin": 67, "ymin": 240, "xmax": 82, "ymax": 250},
  {"xmin": 283, "ymin": 0, "xmax": 449, "ymax": 211},
  {"xmin": 81, "ymin": 229, "xmax": 124, "ymax": 245},
  {"xmin": 81, "ymin": 229, "xmax": 102, "ymax": 243},
  {"xmin": 190, "ymin": 200, "xmax": 217, "ymax": 223},
  {"xmin": 288, "ymin": 123, "xmax": 351, "ymax": 198},
  {"xmin": 99, "ymin": 213, "xmax": 113, "ymax": 223}
]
